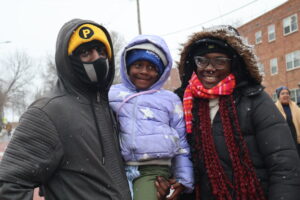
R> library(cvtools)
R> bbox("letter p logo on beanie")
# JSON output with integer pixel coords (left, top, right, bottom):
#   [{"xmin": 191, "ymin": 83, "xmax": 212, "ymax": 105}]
[
  {"xmin": 68, "ymin": 24, "xmax": 112, "ymax": 59},
  {"xmin": 80, "ymin": 27, "xmax": 94, "ymax": 38}
]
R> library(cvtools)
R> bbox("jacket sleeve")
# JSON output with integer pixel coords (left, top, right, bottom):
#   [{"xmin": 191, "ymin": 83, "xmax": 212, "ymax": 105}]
[
  {"xmin": 0, "ymin": 106, "xmax": 64, "ymax": 200},
  {"xmin": 251, "ymin": 92, "xmax": 300, "ymax": 200},
  {"xmin": 170, "ymin": 96, "xmax": 194, "ymax": 193}
]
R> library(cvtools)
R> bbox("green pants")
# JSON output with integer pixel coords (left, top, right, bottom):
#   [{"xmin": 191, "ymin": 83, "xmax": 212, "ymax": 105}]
[{"xmin": 133, "ymin": 165, "xmax": 171, "ymax": 200}]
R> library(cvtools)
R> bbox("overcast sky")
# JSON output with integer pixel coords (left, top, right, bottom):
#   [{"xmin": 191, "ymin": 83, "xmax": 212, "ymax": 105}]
[
  {"xmin": 0, "ymin": 0, "xmax": 287, "ymax": 59},
  {"xmin": 0, "ymin": 0, "xmax": 288, "ymax": 121}
]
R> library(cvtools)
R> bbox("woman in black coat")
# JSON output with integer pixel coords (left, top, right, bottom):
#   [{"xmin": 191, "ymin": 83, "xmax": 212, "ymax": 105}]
[{"xmin": 171, "ymin": 25, "xmax": 300, "ymax": 200}]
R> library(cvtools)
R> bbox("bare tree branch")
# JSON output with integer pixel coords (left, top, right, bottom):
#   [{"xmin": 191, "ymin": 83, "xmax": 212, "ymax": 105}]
[
  {"xmin": 110, "ymin": 30, "xmax": 126, "ymax": 85},
  {"xmin": 0, "ymin": 50, "xmax": 34, "ymax": 120}
]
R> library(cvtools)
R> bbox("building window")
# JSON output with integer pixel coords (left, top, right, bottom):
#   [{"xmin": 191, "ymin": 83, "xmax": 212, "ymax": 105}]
[
  {"xmin": 283, "ymin": 14, "xmax": 298, "ymax": 35},
  {"xmin": 255, "ymin": 31, "xmax": 262, "ymax": 44},
  {"xmin": 290, "ymin": 88, "xmax": 300, "ymax": 105},
  {"xmin": 257, "ymin": 62, "xmax": 265, "ymax": 75},
  {"xmin": 270, "ymin": 58, "xmax": 278, "ymax": 75},
  {"xmin": 285, "ymin": 50, "xmax": 300, "ymax": 70},
  {"xmin": 268, "ymin": 24, "xmax": 276, "ymax": 42},
  {"xmin": 243, "ymin": 37, "xmax": 249, "ymax": 44},
  {"xmin": 272, "ymin": 93, "xmax": 277, "ymax": 102}
]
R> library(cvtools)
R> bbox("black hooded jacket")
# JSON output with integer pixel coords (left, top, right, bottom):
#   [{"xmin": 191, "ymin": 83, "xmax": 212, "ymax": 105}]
[
  {"xmin": 0, "ymin": 19, "xmax": 131, "ymax": 200},
  {"xmin": 177, "ymin": 26, "xmax": 300, "ymax": 200}
]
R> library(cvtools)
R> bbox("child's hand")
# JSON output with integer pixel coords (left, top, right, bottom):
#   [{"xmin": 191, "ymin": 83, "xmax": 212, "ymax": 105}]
[
  {"xmin": 155, "ymin": 176, "xmax": 171, "ymax": 200},
  {"xmin": 166, "ymin": 182, "xmax": 185, "ymax": 200}
]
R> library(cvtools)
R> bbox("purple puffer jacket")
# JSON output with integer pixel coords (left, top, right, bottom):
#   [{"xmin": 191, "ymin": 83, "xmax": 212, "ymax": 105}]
[{"xmin": 109, "ymin": 35, "xmax": 194, "ymax": 192}]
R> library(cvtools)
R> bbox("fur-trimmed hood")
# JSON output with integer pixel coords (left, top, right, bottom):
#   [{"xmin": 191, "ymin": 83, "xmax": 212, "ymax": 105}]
[{"xmin": 177, "ymin": 25, "xmax": 262, "ymax": 88}]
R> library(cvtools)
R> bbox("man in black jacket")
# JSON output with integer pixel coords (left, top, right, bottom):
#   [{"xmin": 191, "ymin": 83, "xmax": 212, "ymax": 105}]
[{"xmin": 0, "ymin": 19, "xmax": 131, "ymax": 200}]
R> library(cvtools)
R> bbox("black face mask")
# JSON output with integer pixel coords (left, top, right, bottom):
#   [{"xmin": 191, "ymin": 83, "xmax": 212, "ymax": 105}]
[{"xmin": 70, "ymin": 56, "xmax": 110, "ymax": 87}]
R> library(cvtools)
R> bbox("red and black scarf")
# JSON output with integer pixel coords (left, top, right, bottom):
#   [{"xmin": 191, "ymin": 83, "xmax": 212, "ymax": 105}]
[{"xmin": 183, "ymin": 72, "xmax": 236, "ymax": 133}]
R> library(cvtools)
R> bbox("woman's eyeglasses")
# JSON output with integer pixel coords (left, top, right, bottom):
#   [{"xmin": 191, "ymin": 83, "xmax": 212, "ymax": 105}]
[{"xmin": 194, "ymin": 56, "xmax": 231, "ymax": 70}]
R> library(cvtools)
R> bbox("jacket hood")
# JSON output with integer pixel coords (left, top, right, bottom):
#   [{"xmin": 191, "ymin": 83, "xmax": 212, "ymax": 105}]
[
  {"xmin": 55, "ymin": 18, "xmax": 115, "ymax": 95},
  {"xmin": 120, "ymin": 34, "xmax": 173, "ymax": 91},
  {"xmin": 177, "ymin": 25, "xmax": 262, "ymax": 88}
]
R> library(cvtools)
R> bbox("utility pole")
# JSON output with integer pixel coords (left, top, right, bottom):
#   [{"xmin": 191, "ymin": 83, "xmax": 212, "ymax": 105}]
[{"xmin": 136, "ymin": 0, "xmax": 142, "ymax": 34}]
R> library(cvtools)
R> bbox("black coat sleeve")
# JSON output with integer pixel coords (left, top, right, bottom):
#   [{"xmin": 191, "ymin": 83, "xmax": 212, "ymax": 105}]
[
  {"xmin": 251, "ymin": 91, "xmax": 300, "ymax": 200},
  {"xmin": 0, "ymin": 106, "xmax": 64, "ymax": 200}
]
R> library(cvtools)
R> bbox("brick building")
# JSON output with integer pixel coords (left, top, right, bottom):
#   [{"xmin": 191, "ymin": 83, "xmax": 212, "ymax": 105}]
[
  {"xmin": 238, "ymin": 0, "xmax": 300, "ymax": 103},
  {"xmin": 163, "ymin": 68, "xmax": 181, "ymax": 91}
]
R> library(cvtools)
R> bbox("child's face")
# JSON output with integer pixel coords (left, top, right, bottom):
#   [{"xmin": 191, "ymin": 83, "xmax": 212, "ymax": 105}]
[{"xmin": 128, "ymin": 60, "xmax": 159, "ymax": 90}]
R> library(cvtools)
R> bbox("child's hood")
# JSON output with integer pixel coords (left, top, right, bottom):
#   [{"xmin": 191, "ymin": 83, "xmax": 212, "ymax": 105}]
[{"xmin": 120, "ymin": 34, "xmax": 173, "ymax": 91}]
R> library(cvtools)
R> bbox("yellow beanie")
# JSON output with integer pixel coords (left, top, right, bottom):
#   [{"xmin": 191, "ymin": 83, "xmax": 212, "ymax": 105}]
[{"xmin": 68, "ymin": 24, "xmax": 112, "ymax": 59}]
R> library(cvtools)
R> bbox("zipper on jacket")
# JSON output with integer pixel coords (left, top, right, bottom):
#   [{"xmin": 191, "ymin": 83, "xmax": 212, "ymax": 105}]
[{"xmin": 90, "ymin": 93, "xmax": 106, "ymax": 165}]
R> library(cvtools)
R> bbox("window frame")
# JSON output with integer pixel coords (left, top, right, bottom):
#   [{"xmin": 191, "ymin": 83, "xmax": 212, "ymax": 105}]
[
  {"xmin": 285, "ymin": 50, "xmax": 300, "ymax": 71},
  {"xmin": 283, "ymin": 14, "xmax": 298, "ymax": 36},
  {"xmin": 290, "ymin": 88, "xmax": 300, "ymax": 104},
  {"xmin": 272, "ymin": 93, "xmax": 277, "ymax": 102},
  {"xmin": 270, "ymin": 58, "xmax": 278, "ymax": 75},
  {"xmin": 268, "ymin": 24, "xmax": 276, "ymax": 42},
  {"xmin": 255, "ymin": 30, "xmax": 262, "ymax": 44},
  {"xmin": 257, "ymin": 62, "xmax": 265, "ymax": 75}
]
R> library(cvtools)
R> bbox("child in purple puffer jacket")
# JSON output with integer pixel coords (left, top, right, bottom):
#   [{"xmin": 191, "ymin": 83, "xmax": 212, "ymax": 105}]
[{"xmin": 109, "ymin": 34, "xmax": 194, "ymax": 200}]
